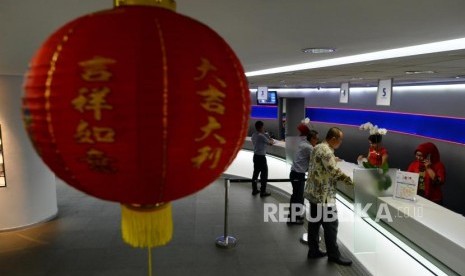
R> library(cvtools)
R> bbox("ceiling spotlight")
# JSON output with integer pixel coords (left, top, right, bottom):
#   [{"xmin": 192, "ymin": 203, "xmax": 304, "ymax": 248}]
[{"xmin": 301, "ymin": 48, "xmax": 336, "ymax": 54}]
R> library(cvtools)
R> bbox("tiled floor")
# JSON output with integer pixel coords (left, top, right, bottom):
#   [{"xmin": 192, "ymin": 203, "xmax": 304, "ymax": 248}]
[{"xmin": 0, "ymin": 178, "xmax": 370, "ymax": 276}]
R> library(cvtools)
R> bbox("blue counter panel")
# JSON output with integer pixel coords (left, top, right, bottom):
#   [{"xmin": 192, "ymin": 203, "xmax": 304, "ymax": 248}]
[
  {"xmin": 251, "ymin": 105, "xmax": 278, "ymax": 119},
  {"xmin": 306, "ymin": 107, "xmax": 465, "ymax": 145},
  {"xmin": 250, "ymin": 106, "xmax": 465, "ymax": 144}
]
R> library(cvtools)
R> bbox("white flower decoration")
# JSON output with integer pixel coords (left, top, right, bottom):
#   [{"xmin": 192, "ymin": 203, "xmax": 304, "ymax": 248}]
[
  {"xmin": 378, "ymin": 128, "xmax": 388, "ymax": 135},
  {"xmin": 301, "ymin": 117, "xmax": 311, "ymax": 125},
  {"xmin": 359, "ymin": 122, "xmax": 373, "ymax": 131},
  {"xmin": 360, "ymin": 122, "xmax": 387, "ymax": 135}
]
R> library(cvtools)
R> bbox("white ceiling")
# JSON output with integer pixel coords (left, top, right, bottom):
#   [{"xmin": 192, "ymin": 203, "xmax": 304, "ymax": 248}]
[{"xmin": 2, "ymin": 0, "xmax": 465, "ymax": 88}]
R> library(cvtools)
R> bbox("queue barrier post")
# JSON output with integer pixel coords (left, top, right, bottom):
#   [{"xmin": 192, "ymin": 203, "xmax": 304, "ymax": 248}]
[
  {"xmin": 215, "ymin": 177, "xmax": 305, "ymax": 248},
  {"xmin": 215, "ymin": 178, "xmax": 237, "ymax": 248}
]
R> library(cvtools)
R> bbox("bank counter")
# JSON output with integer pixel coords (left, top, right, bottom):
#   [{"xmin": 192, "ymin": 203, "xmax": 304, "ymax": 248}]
[{"xmin": 224, "ymin": 138, "xmax": 465, "ymax": 276}]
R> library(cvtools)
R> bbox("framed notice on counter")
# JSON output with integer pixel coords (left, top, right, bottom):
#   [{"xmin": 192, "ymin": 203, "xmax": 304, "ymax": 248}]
[{"xmin": 393, "ymin": 170, "xmax": 419, "ymax": 201}]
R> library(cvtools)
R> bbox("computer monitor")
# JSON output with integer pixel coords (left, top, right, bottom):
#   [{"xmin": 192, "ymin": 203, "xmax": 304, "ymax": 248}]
[{"xmin": 256, "ymin": 90, "xmax": 278, "ymax": 105}]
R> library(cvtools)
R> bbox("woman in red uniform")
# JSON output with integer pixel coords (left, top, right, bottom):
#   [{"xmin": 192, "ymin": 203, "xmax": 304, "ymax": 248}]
[
  {"xmin": 407, "ymin": 142, "xmax": 446, "ymax": 205},
  {"xmin": 358, "ymin": 133, "xmax": 388, "ymax": 168},
  {"xmin": 358, "ymin": 122, "xmax": 388, "ymax": 168}
]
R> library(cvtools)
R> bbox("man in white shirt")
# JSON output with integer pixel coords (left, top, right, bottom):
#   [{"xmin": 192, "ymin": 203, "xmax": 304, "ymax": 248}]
[
  {"xmin": 288, "ymin": 125, "xmax": 318, "ymax": 225},
  {"xmin": 251, "ymin": 121, "xmax": 274, "ymax": 197}
]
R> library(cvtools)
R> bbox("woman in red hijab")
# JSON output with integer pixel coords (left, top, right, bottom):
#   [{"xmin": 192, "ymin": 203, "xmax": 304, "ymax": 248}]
[{"xmin": 407, "ymin": 142, "xmax": 446, "ymax": 205}]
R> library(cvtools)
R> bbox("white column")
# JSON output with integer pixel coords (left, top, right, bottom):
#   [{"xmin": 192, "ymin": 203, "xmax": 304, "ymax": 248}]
[
  {"xmin": 0, "ymin": 75, "xmax": 57, "ymax": 231},
  {"xmin": 284, "ymin": 98, "xmax": 306, "ymax": 165}
]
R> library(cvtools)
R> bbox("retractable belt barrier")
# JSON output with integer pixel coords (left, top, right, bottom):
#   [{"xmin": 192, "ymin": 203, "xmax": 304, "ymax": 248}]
[{"xmin": 215, "ymin": 177, "xmax": 297, "ymax": 249}]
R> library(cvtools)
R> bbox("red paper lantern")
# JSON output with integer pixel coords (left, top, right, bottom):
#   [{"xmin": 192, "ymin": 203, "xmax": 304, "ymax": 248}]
[{"xmin": 22, "ymin": 4, "xmax": 250, "ymax": 247}]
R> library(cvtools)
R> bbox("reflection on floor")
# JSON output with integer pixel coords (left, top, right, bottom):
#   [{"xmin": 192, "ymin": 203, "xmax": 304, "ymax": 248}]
[{"xmin": 0, "ymin": 178, "xmax": 370, "ymax": 276}]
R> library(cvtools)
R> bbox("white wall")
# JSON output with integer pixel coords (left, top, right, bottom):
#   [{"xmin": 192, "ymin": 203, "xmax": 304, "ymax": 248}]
[{"xmin": 0, "ymin": 76, "xmax": 57, "ymax": 231}]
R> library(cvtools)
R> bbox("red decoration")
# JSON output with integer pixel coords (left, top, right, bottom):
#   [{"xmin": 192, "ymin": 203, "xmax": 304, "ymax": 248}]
[{"xmin": 23, "ymin": 6, "xmax": 250, "ymax": 205}]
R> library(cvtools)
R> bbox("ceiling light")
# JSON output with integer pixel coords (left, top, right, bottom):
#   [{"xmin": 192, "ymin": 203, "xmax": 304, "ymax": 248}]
[
  {"xmin": 246, "ymin": 37, "xmax": 465, "ymax": 77},
  {"xmin": 301, "ymin": 48, "xmax": 336, "ymax": 54},
  {"xmin": 405, "ymin": 70, "xmax": 436, "ymax": 75}
]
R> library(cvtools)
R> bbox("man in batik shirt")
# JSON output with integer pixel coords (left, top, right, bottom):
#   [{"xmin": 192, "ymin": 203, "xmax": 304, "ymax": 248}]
[{"xmin": 304, "ymin": 127, "xmax": 354, "ymax": 266}]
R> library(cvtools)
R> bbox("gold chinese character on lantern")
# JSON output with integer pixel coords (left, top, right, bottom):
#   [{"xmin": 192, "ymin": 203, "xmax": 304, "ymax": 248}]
[
  {"xmin": 195, "ymin": 116, "xmax": 225, "ymax": 144},
  {"xmin": 79, "ymin": 56, "xmax": 116, "ymax": 82},
  {"xmin": 195, "ymin": 58, "xmax": 226, "ymax": 87},
  {"xmin": 191, "ymin": 146, "xmax": 222, "ymax": 169},
  {"xmin": 82, "ymin": 148, "xmax": 117, "ymax": 173},
  {"xmin": 194, "ymin": 58, "xmax": 217, "ymax": 80},
  {"xmin": 92, "ymin": 127, "xmax": 115, "ymax": 143},
  {"xmin": 75, "ymin": 120, "xmax": 94, "ymax": 143},
  {"xmin": 72, "ymin": 87, "xmax": 113, "ymax": 121},
  {"xmin": 75, "ymin": 120, "xmax": 116, "ymax": 144},
  {"xmin": 197, "ymin": 85, "xmax": 226, "ymax": 115}
]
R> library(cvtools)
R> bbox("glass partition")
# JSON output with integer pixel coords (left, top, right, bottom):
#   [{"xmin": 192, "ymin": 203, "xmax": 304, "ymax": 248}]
[{"xmin": 353, "ymin": 168, "xmax": 397, "ymax": 253}]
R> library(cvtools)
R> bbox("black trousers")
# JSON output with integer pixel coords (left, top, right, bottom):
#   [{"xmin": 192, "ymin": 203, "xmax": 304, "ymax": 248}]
[
  {"xmin": 289, "ymin": 170, "xmax": 305, "ymax": 220},
  {"xmin": 252, "ymin": 154, "xmax": 268, "ymax": 192},
  {"xmin": 307, "ymin": 202, "xmax": 341, "ymax": 258}
]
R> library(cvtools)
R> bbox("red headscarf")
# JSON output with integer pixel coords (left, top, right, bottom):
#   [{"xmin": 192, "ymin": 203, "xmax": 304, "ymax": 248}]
[
  {"xmin": 415, "ymin": 142, "xmax": 441, "ymax": 163},
  {"xmin": 297, "ymin": 124, "xmax": 310, "ymax": 136},
  {"xmin": 408, "ymin": 142, "xmax": 446, "ymax": 203}
]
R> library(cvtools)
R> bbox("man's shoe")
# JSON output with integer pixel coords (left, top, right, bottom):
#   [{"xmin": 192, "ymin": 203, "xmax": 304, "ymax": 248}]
[
  {"xmin": 307, "ymin": 250, "xmax": 327, "ymax": 259},
  {"xmin": 252, "ymin": 190, "xmax": 260, "ymax": 196},
  {"xmin": 328, "ymin": 256, "xmax": 352, "ymax": 266},
  {"xmin": 260, "ymin": 192, "xmax": 271, "ymax": 197}
]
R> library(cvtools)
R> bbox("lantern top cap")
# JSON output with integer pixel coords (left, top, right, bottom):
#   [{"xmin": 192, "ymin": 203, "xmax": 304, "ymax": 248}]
[{"xmin": 114, "ymin": 0, "xmax": 176, "ymax": 11}]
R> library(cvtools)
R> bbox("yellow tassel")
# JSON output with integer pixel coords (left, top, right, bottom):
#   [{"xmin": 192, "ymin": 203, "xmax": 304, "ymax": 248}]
[{"xmin": 121, "ymin": 203, "xmax": 173, "ymax": 248}]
